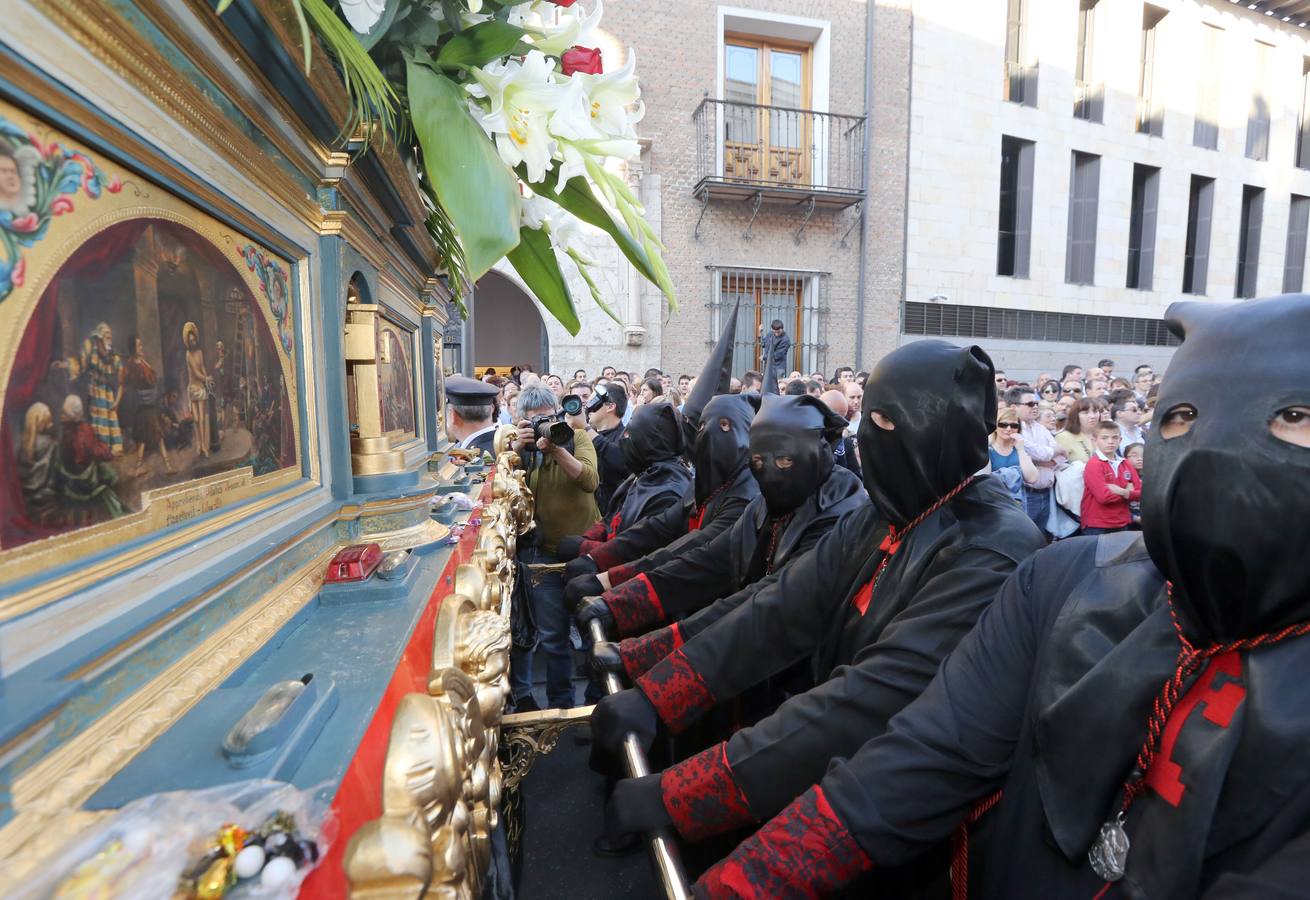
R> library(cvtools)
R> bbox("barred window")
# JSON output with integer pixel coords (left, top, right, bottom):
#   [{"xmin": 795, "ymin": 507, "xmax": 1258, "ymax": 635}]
[{"xmin": 710, "ymin": 267, "xmax": 827, "ymax": 377}]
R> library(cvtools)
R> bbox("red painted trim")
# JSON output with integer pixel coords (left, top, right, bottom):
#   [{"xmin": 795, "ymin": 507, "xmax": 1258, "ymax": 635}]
[{"xmin": 299, "ymin": 480, "xmax": 493, "ymax": 899}]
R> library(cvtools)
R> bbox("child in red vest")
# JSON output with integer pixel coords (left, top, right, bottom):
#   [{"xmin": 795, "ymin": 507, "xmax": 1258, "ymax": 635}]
[{"xmin": 1081, "ymin": 421, "xmax": 1141, "ymax": 534}]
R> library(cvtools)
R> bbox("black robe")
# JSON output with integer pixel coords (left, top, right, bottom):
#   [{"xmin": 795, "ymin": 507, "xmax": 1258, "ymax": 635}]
[
  {"xmin": 584, "ymin": 474, "xmax": 758, "ymax": 574},
  {"xmin": 777, "ymin": 533, "xmax": 1310, "ymax": 899},
  {"xmin": 591, "ymin": 422, "xmax": 628, "ymax": 514},
  {"xmin": 635, "ymin": 476, "xmax": 1044, "ymax": 843},
  {"xmin": 605, "ymin": 466, "xmax": 866, "ymax": 639}
]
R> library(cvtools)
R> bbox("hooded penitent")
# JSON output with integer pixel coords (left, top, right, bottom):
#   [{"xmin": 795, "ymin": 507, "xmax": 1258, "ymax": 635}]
[
  {"xmin": 681, "ymin": 298, "xmax": 739, "ymax": 449},
  {"xmin": 1143, "ymin": 295, "xmax": 1310, "ymax": 643},
  {"xmin": 606, "ymin": 403, "xmax": 691, "ymax": 531},
  {"xmin": 619, "ymin": 403, "xmax": 683, "ymax": 474},
  {"xmin": 750, "ymin": 394, "xmax": 848, "ymax": 517},
  {"xmin": 857, "ymin": 340, "xmax": 996, "ymax": 527},
  {"xmin": 692, "ymin": 394, "xmax": 756, "ymax": 505}
]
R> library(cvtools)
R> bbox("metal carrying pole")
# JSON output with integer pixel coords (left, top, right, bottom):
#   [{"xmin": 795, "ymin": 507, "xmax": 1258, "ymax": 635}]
[{"xmin": 588, "ymin": 618, "xmax": 693, "ymax": 900}]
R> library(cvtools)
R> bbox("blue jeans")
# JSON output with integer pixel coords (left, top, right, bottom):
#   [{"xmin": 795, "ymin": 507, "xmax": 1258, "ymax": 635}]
[
  {"xmin": 510, "ymin": 545, "xmax": 577, "ymax": 708},
  {"xmin": 1023, "ymin": 486, "xmax": 1051, "ymax": 536}
]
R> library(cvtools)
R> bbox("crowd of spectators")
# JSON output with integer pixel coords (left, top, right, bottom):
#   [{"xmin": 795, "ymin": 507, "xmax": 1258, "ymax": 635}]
[{"xmin": 474, "ymin": 353, "xmax": 1162, "ymax": 546}]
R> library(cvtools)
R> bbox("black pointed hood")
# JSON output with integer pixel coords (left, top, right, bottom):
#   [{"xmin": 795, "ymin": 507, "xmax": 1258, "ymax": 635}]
[
  {"xmin": 682, "ymin": 300, "xmax": 739, "ymax": 446},
  {"xmin": 692, "ymin": 393, "xmax": 756, "ymax": 503},
  {"xmin": 750, "ymin": 394, "xmax": 847, "ymax": 516},
  {"xmin": 1143, "ymin": 294, "xmax": 1310, "ymax": 643},
  {"xmin": 857, "ymin": 340, "xmax": 996, "ymax": 528}
]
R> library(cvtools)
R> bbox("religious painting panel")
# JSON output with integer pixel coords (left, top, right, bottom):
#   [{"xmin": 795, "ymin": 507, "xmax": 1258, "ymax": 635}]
[
  {"xmin": 376, "ymin": 315, "xmax": 417, "ymax": 438},
  {"xmin": 0, "ymin": 98, "xmax": 303, "ymax": 587}
]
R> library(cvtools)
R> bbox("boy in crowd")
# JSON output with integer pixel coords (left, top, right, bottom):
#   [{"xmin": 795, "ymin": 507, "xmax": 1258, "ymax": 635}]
[{"xmin": 1081, "ymin": 421, "xmax": 1141, "ymax": 535}]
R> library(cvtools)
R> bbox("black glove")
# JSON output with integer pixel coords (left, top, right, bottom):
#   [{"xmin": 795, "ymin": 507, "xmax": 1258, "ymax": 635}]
[
  {"xmin": 588, "ymin": 640, "xmax": 625, "ymax": 679},
  {"xmin": 564, "ymin": 554, "xmax": 600, "ymax": 582},
  {"xmin": 575, "ymin": 595, "xmax": 616, "ymax": 635},
  {"xmin": 606, "ymin": 774, "xmax": 671, "ymax": 842},
  {"xmin": 556, "ymin": 534, "xmax": 585, "ymax": 560},
  {"xmin": 563, "ymin": 573, "xmax": 604, "ymax": 613},
  {"xmin": 592, "ymin": 687, "xmax": 657, "ymax": 752}
]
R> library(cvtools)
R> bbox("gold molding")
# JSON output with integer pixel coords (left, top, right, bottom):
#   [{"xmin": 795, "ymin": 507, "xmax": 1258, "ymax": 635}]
[
  {"xmin": 134, "ymin": 0, "xmax": 338, "ymax": 174},
  {"xmin": 0, "ymin": 545, "xmax": 338, "ymax": 871},
  {"xmin": 40, "ymin": 0, "xmax": 325, "ymax": 234},
  {"xmin": 0, "ymin": 479, "xmax": 317, "ymax": 624}
]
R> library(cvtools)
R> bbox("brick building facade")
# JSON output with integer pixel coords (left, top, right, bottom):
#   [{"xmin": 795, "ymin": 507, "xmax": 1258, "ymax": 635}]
[{"xmin": 475, "ymin": 0, "xmax": 912, "ymax": 381}]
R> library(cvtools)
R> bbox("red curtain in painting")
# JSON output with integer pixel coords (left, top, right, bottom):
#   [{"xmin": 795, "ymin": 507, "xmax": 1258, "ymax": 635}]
[{"xmin": 1, "ymin": 219, "xmax": 151, "ymax": 548}]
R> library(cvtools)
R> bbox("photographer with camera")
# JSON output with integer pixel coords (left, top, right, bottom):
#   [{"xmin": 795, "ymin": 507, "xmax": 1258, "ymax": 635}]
[
  {"xmin": 509, "ymin": 385, "xmax": 601, "ymax": 711},
  {"xmin": 582, "ymin": 382, "xmax": 629, "ymax": 514}
]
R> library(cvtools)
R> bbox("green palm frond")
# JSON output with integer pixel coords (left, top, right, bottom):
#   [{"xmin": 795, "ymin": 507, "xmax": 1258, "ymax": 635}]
[
  {"xmin": 421, "ymin": 186, "xmax": 473, "ymax": 301},
  {"xmin": 295, "ymin": 0, "xmax": 398, "ymax": 144}
]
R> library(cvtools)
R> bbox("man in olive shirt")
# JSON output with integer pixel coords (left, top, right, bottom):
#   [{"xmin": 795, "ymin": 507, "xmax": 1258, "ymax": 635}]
[{"xmin": 510, "ymin": 385, "xmax": 601, "ymax": 710}]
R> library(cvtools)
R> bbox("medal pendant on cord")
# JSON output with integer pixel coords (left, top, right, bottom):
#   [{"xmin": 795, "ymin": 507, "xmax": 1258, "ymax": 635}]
[{"xmin": 1088, "ymin": 812, "xmax": 1129, "ymax": 882}]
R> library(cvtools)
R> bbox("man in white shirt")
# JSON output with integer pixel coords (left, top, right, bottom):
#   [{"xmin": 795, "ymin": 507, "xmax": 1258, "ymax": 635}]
[
  {"xmin": 1008, "ymin": 385, "xmax": 1063, "ymax": 537},
  {"xmin": 1113, "ymin": 396, "xmax": 1147, "ymax": 446}
]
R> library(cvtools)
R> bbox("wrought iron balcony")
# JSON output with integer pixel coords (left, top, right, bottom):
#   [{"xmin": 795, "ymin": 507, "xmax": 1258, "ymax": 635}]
[{"xmin": 692, "ymin": 98, "xmax": 865, "ymax": 212}]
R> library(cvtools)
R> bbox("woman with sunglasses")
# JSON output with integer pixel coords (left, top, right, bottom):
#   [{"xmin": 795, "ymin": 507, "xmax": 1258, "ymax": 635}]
[
  {"xmin": 989, "ymin": 407, "xmax": 1039, "ymax": 499},
  {"xmin": 1055, "ymin": 396, "xmax": 1109, "ymax": 463},
  {"xmin": 1038, "ymin": 379, "xmax": 1063, "ymax": 402}
]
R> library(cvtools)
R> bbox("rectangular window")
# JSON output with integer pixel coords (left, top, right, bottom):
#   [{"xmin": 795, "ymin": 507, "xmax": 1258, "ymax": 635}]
[
  {"xmin": 1246, "ymin": 42, "xmax": 1273, "ymax": 161},
  {"xmin": 1183, "ymin": 175, "xmax": 1215, "ymax": 295},
  {"xmin": 1004, "ymin": 0, "xmax": 1038, "ymax": 107},
  {"xmin": 1296, "ymin": 59, "xmax": 1310, "ymax": 169},
  {"xmin": 997, "ymin": 136, "xmax": 1035, "ymax": 277},
  {"xmin": 1136, "ymin": 6, "xmax": 1166, "ymax": 136},
  {"xmin": 716, "ymin": 268, "xmax": 824, "ymax": 376},
  {"xmin": 1235, "ymin": 185, "xmax": 1264, "ymax": 299},
  {"xmin": 1283, "ymin": 195, "xmax": 1310, "ymax": 293},
  {"xmin": 1194, "ymin": 24, "xmax": 1223, "ymax": 150},
  {"xmin": 723, "ymin": 35, "xmax": 813, "ymax": 186},
  {"xmin": 1127, "ymin": 164, "xmax": 1160, "ymax": 290},
  {"xmin": 1065, "ymin": 151, "xmax": 1100, "ymax": 285},
  {"xmin": 1073, "ymin": 1, "xmax": 1103, "ymax": 122}
]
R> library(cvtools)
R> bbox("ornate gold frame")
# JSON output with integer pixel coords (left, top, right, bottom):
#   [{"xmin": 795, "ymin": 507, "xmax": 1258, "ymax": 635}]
[{"xmin": 344, "ymin": 452, "xmax": 544, "ymax": 899}]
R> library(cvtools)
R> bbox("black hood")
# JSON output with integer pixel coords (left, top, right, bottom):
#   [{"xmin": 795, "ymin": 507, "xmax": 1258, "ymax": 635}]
[
  {"xmin": 693, "ymin": 394, "xmax": 756, "ymax": 504},
  {"xmin": 1143, "ymin": 295, "xmax": 1310, "ymax": 643},
  {"xmin": 857, "ymin": 340, "xmax": 996, "ymax": 528},
  {"xmin": 750, "ymin": 394, "xmax": 847, "ymax": 516},
  {"xmin": 620, "ymin": 403, "xmax": 684, "ymax": 472},
  {"xmin": 682, "ymin": 299, "xmax": 739, "ymax": 446}
]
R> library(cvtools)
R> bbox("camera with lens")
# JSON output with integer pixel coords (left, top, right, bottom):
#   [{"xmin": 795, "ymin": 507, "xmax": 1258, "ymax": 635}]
[
  {"xmin": 585, "ymin": 386, "xmax": 609, "ymax": 415},
  {"xmin": 530, "ymin": 394, "xmax": 583, "ymax": 446}
]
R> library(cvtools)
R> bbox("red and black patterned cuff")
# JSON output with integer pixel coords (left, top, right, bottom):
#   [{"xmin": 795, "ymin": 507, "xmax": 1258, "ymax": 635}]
[
  {"xmin": 607, "ymin": 560, "xmax": 641, "ymax": 587},
  {"xmin": 636, "ymin": 647, "xmax": 715, "ymax": 734},
  {"xmin": 620, "ymin": 624, "xmax": 683, "ymax": 680},
  {"xmin": 578, "ymin": 539, "xmax": 602, "ymax": 558},
  {"xmin": 589, "ymin": 540, "xmax": 624, "ymax": 571},
  {"xmin": 581, "ymin": 520, "xmax": 607, "ymax": 543},
  {"xmin": 607, "ymin": 574, "xmax": 667, "ymax": 637},
  {"xmin": 661, "ymin": 743, "xmax": 753, "ymax": 842},
  {"xmin": 695, "ymin": 786, "xmax": 872, "ymax": 899}
]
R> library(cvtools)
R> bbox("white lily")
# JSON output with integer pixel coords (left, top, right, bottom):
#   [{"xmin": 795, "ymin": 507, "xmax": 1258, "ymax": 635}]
[
  {"xmin": 339, "ymin": 0, "xmax": 386, "ymax": 33},
  {"xmin": 578, "ymin": 49, "xmax": 644, "ymax": 139},
  {"xmin": 467, "ymin": 50, "xmax": 565, "ymax": 183},
  {"xmin": 465, "ymin": 0, "xmax": 482, "ymax": 12},
  {"xmin": 521, "ymin": 190, "xmax": 590, "ymax": 256},
  {"xmin": 524, "ymin": 0, "xmax": 603, "ymax": 57}
]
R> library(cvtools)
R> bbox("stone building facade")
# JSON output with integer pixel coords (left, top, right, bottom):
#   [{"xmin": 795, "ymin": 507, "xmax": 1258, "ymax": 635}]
[{"xmin": 901, "ymin": 0, "xmax": 1310, "ymax": 379}]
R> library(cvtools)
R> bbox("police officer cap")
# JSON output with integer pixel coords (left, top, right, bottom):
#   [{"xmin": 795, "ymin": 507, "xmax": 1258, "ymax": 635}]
[{"xmin": 445, "ymin": 376, "xmax": 499, "ymax": 406}]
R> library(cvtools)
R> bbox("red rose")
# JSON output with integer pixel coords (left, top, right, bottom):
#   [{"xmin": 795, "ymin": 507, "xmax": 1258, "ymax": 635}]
[
  {"xmin": 51, "ymin": 197, "xmax": 75, "ymax": 216},
  {"xmin": 548, "ymin": 0, "xmax": 578, "ymax": 5},
  {"xmin": 562, "ymin": 46, "xmax": 603, "ymax": 76}
]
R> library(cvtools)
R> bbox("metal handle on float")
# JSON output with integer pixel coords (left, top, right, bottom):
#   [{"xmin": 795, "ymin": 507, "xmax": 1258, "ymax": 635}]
[{"xmin": 588, "ymin": 618, "xmax": 693, "ymax": 900}]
